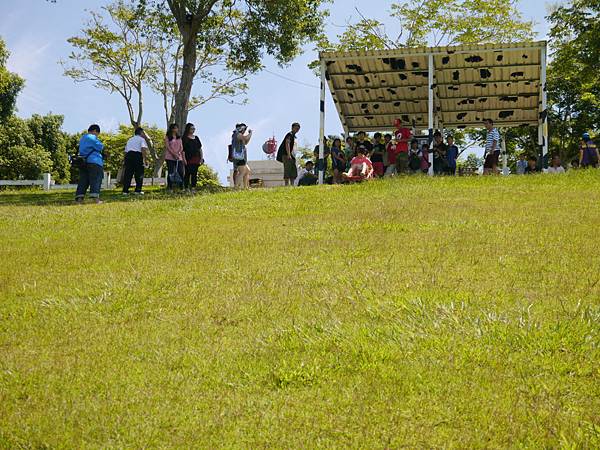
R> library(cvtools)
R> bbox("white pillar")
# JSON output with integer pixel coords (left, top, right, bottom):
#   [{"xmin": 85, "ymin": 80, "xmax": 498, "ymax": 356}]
[
  {"xmin": 501, "ymin": 132, "xmax": 509, "ymax": 176},
  {"xmin": 318, "ymin": 59, "xmax": 327, "ymax": 185},
  {"xmin": 428, "ymin": 54, "xmax": 435, "ymax": 176},
  {"xmin": 540, "ymin": 45, "xmax": 549, "ymax": 168},
  {"xmin": 42, "ymin": 173, "xmax": 51, "ymax": 191}
]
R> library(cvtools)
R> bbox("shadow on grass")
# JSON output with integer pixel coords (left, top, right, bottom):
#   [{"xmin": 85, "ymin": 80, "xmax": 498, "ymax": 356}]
[{"xmin": 0, "ymin": 186, "xmax": 226, "ymax": 207}]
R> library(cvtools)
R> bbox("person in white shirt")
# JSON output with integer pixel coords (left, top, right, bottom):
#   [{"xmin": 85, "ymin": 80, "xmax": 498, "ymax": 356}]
[
  {"xmin": 547, "ymin": 155, "xmax": 566, "ymax": 174},
  {"xmin": 122, "ymin": 127, "xmax": 151, "ymax": 195},
  {"xmin": 295, "ymin": 161, "xmax": 317, "ymax": 186}
]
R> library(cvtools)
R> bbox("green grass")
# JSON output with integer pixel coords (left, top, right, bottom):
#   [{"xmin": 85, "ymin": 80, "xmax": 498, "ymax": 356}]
[{"xmin": 1, "ymin": 172, "xmax": 599, "ymax": 448}]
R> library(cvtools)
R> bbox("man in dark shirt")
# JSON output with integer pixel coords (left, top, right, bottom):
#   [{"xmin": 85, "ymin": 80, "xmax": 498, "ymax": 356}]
[
  {"xmin": 432, "ymin": 131, "xmax": 448, "ymax": 175},
  {"xmin": 446, "ymin": 135, "xmax": 459, "ymax": 176},
  {"xmin": 524, "ymin": 156, "xmax": 539, "ymax": 174}
]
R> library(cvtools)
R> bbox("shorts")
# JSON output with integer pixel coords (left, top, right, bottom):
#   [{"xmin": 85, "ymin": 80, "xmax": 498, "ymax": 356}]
[
  {"xmin": 283, "ymin": 157, "xmax": 298, "ymax": 180},
  {"xmin": 484, "ymin": 151, "xmax": 500, "ymax": 169}
]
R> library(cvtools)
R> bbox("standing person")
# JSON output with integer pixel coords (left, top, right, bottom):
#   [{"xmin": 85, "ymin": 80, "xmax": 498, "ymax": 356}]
[
  {"xmin": 331, "ymin": 138, "xmax": 346, "ymax": 184},
  {"xmin": 355, "ymin": 131, "xmax": 373, "ymax": 155},
  {"xmin": 384, "ymin": 134, "xmax": 398, "ymax": 177},
  {"xmin": 432, "ymin": 131, "xmax": 448, "ymax": 175},
  {"xmin": 313, "ymin": 137, "xmax": 330, "ymax": 176},
  {"xmin": 483, "ymin": 119, "xmax": 501, "ymax": 175},
  {"xmin": 516, "ymin": 153, "xmax": 528, "ymax": 175},
  {"xmin": 370, "ymin": 132, "xmax": 386, "ymax": 177},
  {"xmin": 344, "ymin": 136, "xmax": 355, "ymax": 170},
  {"xmin": 446, "ymin": 135, "xmax": 459, "ymax": 176},
  {"xmin": 231, "ymin": 123, "xmax": 252, "ymax": 189},
  {"xmin": 579, "ymin": 132, "xmax": 599, "ymax": 168},
  {"xmin": 547, "ymin": 155, "xmax": 566, "ymax": 174},
  {"xmin": 122, "ymin": 127, "xmax": 150, "ymax": 196},
  {"xmin": 408, "ymin": 139, "xmax": 421, "ymax": 173},
  {"xmin": 75, "ymin": 124, "xmax": 105, "ymax": 204},
  {"xmin": 164, "ymin": 124, "xmax": 186, "ymax": 191},
  {"xmin": 182, "ymin": 123, "xmax": 204, "ymax": 190},
  {"xmin": 394, "ymin": 120, "xmax": 412, "ymax": 175},
  {"xmin": 277, "ymin": 122, "xmax": 300, "ymax": 186}
]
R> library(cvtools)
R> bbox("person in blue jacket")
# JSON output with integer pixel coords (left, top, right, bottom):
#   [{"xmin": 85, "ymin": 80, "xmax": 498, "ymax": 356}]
[{"xmin": 75, "ymin": 124, "xmax": 105, "ymax": 204}]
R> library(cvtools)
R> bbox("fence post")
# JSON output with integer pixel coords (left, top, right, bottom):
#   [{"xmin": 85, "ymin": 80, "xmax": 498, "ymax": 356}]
[{"xmin": 42, "ymin": 173, "xmax": 52, "ymax": 191}]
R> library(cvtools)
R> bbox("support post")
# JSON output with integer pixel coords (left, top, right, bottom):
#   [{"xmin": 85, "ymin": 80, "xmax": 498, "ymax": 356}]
[
  {"xmin": 318, "ymin": 59, "xmax": 327, "ymax": 185},
  {"xmin": 428, "ymin": 54, "xmax": 435, "ymax": 176},
  {"xmin": 501, "ymin": 131, "xmax": 509, "ymax": 175},
  {"xmin": 42, "ymin": 173, "xmax": 51, "ymax": 191},
  {"xmin": 540, "ymin": 44, "xmax": 549, "ymax": 169}
]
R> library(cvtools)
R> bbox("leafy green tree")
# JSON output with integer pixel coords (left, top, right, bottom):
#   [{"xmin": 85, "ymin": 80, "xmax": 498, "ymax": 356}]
[
  {"xmin": 547, "ymin": 0, "xmax": 600, "ymax": 163},
  {"xmin": 139, "ymin": 0, "xmax": 330, "ymax": 129},
  {"xmin": 27, "ymin": 114, "xmax": 71, "ymax": 183},
  {"xmin": 314, "ymin": 0, "xmax": 534, "ymax": 59},
  {"xmin": 0, "ymin": 145, "xmax": 53, "ymax": 180},
  {"xmin": 0, "ymin": 37, "xmax": 25, "ymax": 123}
]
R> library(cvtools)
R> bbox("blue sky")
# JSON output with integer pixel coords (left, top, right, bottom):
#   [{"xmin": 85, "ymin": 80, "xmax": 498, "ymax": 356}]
[{"xmin": 2, "ymin": 0, "xmax": 552, "ymax": 182}]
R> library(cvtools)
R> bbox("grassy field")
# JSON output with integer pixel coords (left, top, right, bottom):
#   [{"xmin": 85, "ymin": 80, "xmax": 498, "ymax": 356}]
[{"xmin": 1, "ymin": 172, "xmax": 599, "ymax": 448}]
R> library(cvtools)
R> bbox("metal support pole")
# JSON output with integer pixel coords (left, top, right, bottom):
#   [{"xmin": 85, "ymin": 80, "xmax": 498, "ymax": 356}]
[
  {"xmin": 540, "ymin": 45, "xmax": 549, "ymax": 169},
  {"xmin": 428, "ymin": 54, "xmax": 435, "ymax": 177},
  {"xmin": 318, "ymin": 59, "xmax": 326, "ymax": 185},
  {"xmin": 501, "ymin": 131, "xmax": 509, "ymax": 175}
]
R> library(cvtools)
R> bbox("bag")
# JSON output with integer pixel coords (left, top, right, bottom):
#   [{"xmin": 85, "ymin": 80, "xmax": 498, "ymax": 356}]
[
  {"xmin": 70, "ymin": 147, "xmax": 100, "ymax": 170},
  {"xmin": 168, "ymin": 161, "xmax": 183, "ymax": 185}
]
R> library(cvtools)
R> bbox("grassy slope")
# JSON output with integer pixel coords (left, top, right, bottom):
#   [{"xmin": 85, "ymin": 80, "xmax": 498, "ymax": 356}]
[{"xmin": 0, "ymin": 173, "xmax": 599, "ymax": 448}]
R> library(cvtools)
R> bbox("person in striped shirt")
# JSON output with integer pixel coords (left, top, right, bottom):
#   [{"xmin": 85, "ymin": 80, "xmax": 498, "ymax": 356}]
[{"xmin": 483, "ymin": 119, "xmax": 501, "ymax": 175}]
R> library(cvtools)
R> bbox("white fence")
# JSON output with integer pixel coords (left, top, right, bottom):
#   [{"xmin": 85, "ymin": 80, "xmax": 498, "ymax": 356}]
[{"xmin": 0, "ymin": 173, "xmax": 167, "ymax": 191}]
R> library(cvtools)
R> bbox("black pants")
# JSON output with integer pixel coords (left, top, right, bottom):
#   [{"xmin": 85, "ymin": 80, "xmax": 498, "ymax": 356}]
[
  {"xmin": 166, "ymin": 160, "xmax": 184, "ymax": 189},
  {"xmin": 184, "ymin": 164, "xmax": 200, "ymax": 188},
  {"xmin": 122, "ymin": 151, "xmax": 145, "ymax": 193},
  {"xmin": 75, "ymin": 163, "xmax": 104, "ymax": 199}
]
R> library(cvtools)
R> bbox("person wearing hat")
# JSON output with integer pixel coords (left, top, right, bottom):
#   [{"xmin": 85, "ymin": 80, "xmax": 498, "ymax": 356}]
[{"xmin": 579, "ymin": 132, "xmax": 599, "ymax": 168}]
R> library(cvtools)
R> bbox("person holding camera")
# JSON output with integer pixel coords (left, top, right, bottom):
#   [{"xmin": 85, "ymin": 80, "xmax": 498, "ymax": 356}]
[
  {"xmin": 122, "ymin": 127, "xmax": 151, "ymax": 195},
  {"xmin": 75, "ymin": 124, "xmax": 105, "ymax": 204},
  {"xmin": 231, "ymin": 123, "xmax": 252, "ymax": 189}
]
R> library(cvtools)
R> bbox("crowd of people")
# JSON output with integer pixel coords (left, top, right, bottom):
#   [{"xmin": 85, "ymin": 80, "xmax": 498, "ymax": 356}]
[{"xmin": 73, "ymin": 120, "xmax": 600, "ymax": 203}]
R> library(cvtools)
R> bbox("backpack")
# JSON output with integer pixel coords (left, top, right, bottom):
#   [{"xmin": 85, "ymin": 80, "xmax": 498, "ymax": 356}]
[{"xmin": 231, "ymin": 132, "xmax": 246, "ymax": 162}]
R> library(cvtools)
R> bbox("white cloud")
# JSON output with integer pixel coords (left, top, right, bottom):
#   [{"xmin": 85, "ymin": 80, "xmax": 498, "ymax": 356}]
[{"xmin": 7, "ymin": 40, "xmax": 52, "ymax": 81}]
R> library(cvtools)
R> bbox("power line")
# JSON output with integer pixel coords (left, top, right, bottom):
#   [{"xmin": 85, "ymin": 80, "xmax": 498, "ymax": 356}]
[{"xmin": 262, "ymin": 68, "xmax": 320, "ymax": 89}]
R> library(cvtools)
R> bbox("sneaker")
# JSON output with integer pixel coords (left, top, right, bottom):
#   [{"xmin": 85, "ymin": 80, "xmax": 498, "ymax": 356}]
[
  {"xmin": 94, "ymin": 198, "xmax": 103, "ymax": 204},
  {"xmin": 133, "ymin": 191, "xmax": 145, "ymax": 196},
  {"xmin": 122, "ymin": 192, "xmax": 130, "ymax": 196}
]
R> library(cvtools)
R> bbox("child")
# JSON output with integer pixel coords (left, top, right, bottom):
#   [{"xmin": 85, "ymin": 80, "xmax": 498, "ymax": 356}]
[
  {"xmin": 408, "ymin": 139, "xmax": 421, "ymax": 173},
  {"xmin": 343, "ymin": 146, "xmax": 374, "ymax": 182},
  {"xmin": 331, "ymin": 138, "xmax": 346, "ymax": 184}
]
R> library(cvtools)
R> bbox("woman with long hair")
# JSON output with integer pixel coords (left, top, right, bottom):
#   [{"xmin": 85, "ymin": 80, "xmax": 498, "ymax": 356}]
[
  {"xmin": 164, "ymin": 124, "xmax": 186, "ymax": 191},
  {"xmin": 182, "ymin": 123, "xmax": 203, "ymax": 190}
]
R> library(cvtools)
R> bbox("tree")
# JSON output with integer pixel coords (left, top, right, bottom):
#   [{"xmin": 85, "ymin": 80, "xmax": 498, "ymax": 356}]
[
  {"xmin": 0, "ymin": 37, "xmax": 25, "ymax": 123},
  {"xmin": 547, "ymin": 0, "xmax": 600, "ymax": 163},
  {"xmin": 27, "ymin": 114, "xmax": 71, "ymax": 183},
  {"xmin": 314, "ymin": 0, "xmax": 534, "ymax": 58},
  {"xmin": 140, "ymin": 0, "xmax": 330, "ymax": 129}
]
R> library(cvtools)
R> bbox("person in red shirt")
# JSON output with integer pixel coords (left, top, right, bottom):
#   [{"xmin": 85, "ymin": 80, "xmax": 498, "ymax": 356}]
[{"xmin": 394, "ymin": 120, "xmax": 412, "ymax": 175}]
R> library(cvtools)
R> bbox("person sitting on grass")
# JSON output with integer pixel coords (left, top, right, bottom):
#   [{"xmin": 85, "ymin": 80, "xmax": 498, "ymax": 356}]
[
  {"xmin": 524, "ymin": 156, "xmax": 539, "ymax": 174},
  {"xmin": 547, "ymin": 155, "xmax": 566, "ymax": 174},
  {"xmin": 295, "ymin": 161, "xmax": 318, "ymax": 186},
  {"xmin": 342, "ymin": 146, "xmax": 374, "ymax": 182},
  {"xmin": 421, "ymin": 143, "xmax": 431, "ymax": 174}
]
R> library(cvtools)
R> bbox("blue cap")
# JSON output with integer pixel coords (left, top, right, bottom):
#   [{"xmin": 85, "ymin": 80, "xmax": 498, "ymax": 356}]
[{"xmin": 583, "ymin": 132, "xmax": 591, "ymax": 140}]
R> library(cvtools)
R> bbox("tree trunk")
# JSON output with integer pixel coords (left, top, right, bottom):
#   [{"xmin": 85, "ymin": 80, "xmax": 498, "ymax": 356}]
[{"xmin": 173, "ymin": 30, "xmax": 197, "ymax": 129}]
